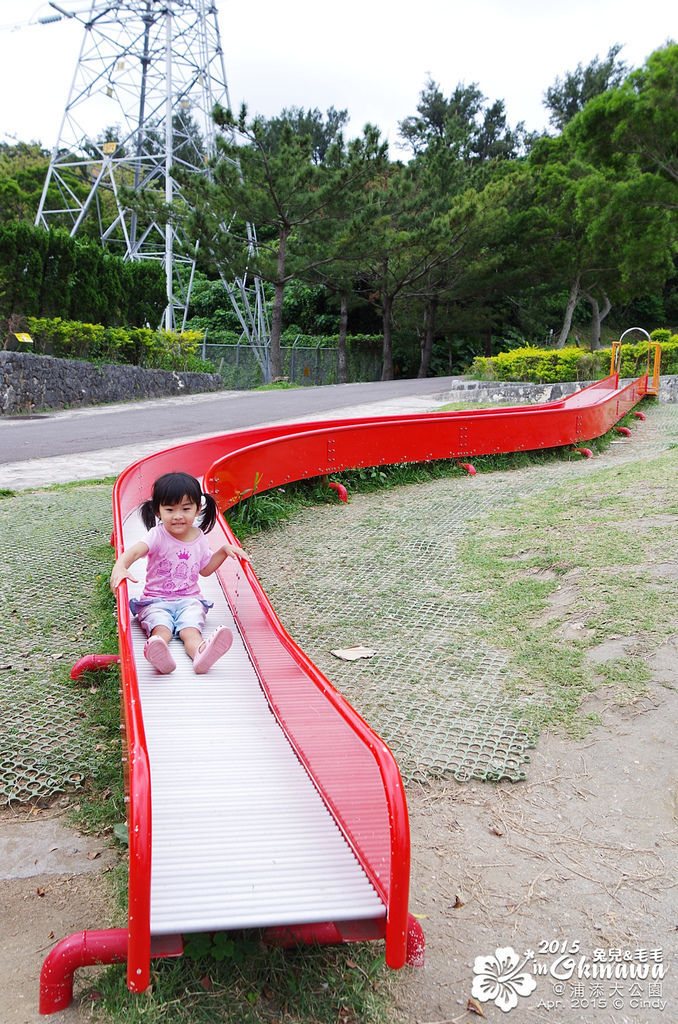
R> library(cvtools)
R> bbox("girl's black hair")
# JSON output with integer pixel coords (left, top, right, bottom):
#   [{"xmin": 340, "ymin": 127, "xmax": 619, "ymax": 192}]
[{"xmin": 139, "ymin": 471, "xmax": 218, "ymax": 532}]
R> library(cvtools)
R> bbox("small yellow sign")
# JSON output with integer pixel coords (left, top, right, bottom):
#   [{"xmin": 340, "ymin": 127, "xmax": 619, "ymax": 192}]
[{"xmin": 15, "ymin": 333, "xmax": 33, "ymax": 345}]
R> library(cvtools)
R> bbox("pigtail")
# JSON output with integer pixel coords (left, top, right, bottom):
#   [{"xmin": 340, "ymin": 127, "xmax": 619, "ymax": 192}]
[
  {"xmin": 139, "ymin": 499, "xmax": 157, "ymax": 531},
  {"xmin": 198, "ymin": 493, "xmax": 218, "ymax": 533}
]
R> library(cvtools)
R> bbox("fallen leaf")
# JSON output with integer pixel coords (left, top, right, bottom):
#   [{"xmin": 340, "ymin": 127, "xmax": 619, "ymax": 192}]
[
  {"xmin": 199, "ymin": 975, "xmax": 212, "ymax": 991},
  {"xmin": 489, "ymin": 824, "xmax": 503, "ymax": 837},
  {"xmin": 467, "ymin": 996, "xmax": 486, "ymax": 1016},
  {"xmin": 48, "ymin": 931, "xmax": 54, "ymax": 940},
  {"xmin": 37, "ymin": 887, "xmax": 46, "ymax": 897},
  {"xmin": 450, "ymin": 894, "xmax": 465, "ymax": 909},
  {"xmin": 86, "ymin": 850, "xmax": 102, "ymax": 861},
  {"xmin": 330, "ymin": 645, "xmax": 375, "ymax": 661}
]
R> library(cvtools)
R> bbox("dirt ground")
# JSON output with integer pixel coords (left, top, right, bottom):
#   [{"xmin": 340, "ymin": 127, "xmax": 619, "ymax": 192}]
[
  {"xmin": 395, "ymin": 660, "xmax": 678, "ymax": 1024},
  {"xmin": 2, "ymin": 415, "xmax": 677, "ymax": 1024},
  {"xmin": 0, "ymin": 804, "xmax": 116, "ymax": 1024}
]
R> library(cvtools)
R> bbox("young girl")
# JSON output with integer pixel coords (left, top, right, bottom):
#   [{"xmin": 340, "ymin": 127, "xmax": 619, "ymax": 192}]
[{"xmin": 110, "ymin": 471, "xmax": 248, "ymax": 675}]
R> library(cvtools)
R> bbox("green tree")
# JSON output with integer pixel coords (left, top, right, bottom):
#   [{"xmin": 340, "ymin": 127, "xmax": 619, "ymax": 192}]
[
  {"xmin": 573, "ymin": 42, "xmax": 678, "ymax": 205},
  {"xmin": 346, "ymin": 160, "xmax": 486, "ymax": 380},
  {"xmin": 0, "ymin": 142, "xmax": 52, "ymax": 222},
  {"xmin": 523, "ymin": 134, "xmax": 674, "ymax": 347},
  {"xmin": 182, "ymin": 105, "xmax": 385, "ymax": 380},
  {"xmin": 544, "ymin": 44, "xmax": 629, "ymax": 132},
  {"xmin": 398, "ymin": 77, "xmax": 529, "ymax": 175},
  {"xmin": 258, "ymin": 106, "xmax": 349, "ymax": 165}
]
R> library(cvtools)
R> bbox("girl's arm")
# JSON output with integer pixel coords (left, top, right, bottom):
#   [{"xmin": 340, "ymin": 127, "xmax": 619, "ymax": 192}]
[
  {"xmin": 200, "ymin": 541, "xmax": 250, "ymax": 578},
  {"xmin": 110, "ymin": 541, "xmax": 150, "ymax": 590}
]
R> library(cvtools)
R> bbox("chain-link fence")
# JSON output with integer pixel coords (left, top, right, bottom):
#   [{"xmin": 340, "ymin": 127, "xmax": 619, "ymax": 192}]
[{"xmin": 204, "ymin": 341, "xmax": 381, "ymax": 389}]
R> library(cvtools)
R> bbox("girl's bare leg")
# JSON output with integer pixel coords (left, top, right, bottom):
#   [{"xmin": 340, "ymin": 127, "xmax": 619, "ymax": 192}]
[{"xmin": 179, "ymin": 627, "xmax": 204, "ymax": 661}]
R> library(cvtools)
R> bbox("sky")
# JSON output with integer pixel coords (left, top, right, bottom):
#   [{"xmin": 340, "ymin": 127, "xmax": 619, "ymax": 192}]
[{"xmin": 0, "ymin": 0, "xmax": 675, "ymax": 154}]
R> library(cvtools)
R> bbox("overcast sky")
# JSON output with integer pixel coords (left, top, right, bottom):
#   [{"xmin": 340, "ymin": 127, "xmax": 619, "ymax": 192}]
[{"xmin": 0, "ymin": 0, "xmax": 674, "ymax": 154}]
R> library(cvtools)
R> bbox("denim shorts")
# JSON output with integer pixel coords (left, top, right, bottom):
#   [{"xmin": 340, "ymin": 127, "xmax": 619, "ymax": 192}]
[{"xmin": 130, "ymin": 597, "xmax": 212, "ymax": 637}]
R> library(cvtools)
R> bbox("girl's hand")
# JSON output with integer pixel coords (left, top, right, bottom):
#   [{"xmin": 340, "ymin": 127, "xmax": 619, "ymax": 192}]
[
  {"xmin": 222, "ymin": 542, "xmax": 250, "ymax": 562},
  {"xmin": 110, "ymin": 567, "xmax": 139, "ymax": 591}
]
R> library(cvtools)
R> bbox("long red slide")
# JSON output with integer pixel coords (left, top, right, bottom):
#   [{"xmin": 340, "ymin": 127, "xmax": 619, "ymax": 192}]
[{"xmin": 39, "ymin": 343, "xmax": 658, "ymax": 1014}]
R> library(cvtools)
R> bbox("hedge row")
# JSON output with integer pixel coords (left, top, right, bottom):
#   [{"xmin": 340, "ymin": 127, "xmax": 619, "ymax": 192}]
[
  {"xmin": 24, "ymin": 317, "xmax": 214, "ymax": 373},
  {"xmin": 471, "ymin": 335, "xmax": 678, "ymax": 383},
  {"xmin": 0, "ymin": 221, "xmax": 166, "ymax": 326}
]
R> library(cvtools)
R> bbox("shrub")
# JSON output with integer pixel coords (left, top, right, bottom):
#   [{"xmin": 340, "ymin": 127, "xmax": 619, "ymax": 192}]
[
  {"xmin": 470, "ymin": 336, "xmax": 677, "ymax": 383},
  {"xmin": 24, "ymin": 317, "xmax": 215, "ymax": 373}
]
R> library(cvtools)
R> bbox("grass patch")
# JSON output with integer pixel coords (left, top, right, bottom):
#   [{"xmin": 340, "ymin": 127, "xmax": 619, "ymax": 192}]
[
  {"xmin": 455, "ymin": 448, "xmax": 678, "ymax": 734},
  {"xmin": 40, "ymin": 475, "xmax": 118, "ymax": 492},
  {"xmin": 87, "ymin": 939, "xmax": 389, "ymax": 1024},
  {"xmin": 437, "ymin": 400, "xmax": 516, "ymax": 411}
]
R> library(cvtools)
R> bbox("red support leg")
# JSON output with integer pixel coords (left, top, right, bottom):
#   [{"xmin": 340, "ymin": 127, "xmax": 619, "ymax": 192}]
[
  {"xmin": 39, "ymin": 929, "xmax": 128, "ymax": 1014},
  {"xmin": 328, "ymin": 481, "xmax": 349, "ymax": 502},
  {"xmin": 405, "ymin": 914, "xmax": 426, "ymax": 966},
  {"xmin": 70, "ymin": 654, "xmax": 120, "ymax": 680}
]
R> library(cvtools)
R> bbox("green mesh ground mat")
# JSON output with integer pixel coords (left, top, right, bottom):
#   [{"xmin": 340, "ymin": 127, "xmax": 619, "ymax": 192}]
[
  {"xmin": 1, "ymin": 404, "xmax": 675, "ymax": 801},
  {"xmin": 0, "ymin": 484, "xmax": 113, "ymax": 804},
  {"xmin": 249, "ymin": 482, "xmax": 538, "ymax": 783},
  {"xmin": 248, "ymin": 403, "xmax": 678, "ymax": 784}
]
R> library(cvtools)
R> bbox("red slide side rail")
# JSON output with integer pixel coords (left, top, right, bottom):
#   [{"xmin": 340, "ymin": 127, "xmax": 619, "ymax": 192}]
[
  {"xmin": 213, "ymin": 549, "xmax": 411, "ymax": 964},
  {"xmin": 40, "ymin": 368, "xmax": 651, "ymax": 1012}
]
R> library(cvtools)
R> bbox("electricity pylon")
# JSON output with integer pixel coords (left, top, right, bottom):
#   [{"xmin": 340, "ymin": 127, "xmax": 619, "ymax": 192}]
[{"xmin": 35, "ymin": 0, "xmax": 267, "ymax": 347}]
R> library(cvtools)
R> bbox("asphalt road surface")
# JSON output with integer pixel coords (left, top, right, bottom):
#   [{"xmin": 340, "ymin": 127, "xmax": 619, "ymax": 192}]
[{"xmin": 0, "ymin": 377, "xmax": 460, "ymax": 466}]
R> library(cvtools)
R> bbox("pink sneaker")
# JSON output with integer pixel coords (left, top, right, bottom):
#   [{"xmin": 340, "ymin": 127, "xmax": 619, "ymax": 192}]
[
  {"xmin": 193, "ymin": 626, "xmax": 233, "ymax": 674},
  {"xmin": 144, "ymin": 635, "xmax": 176, "ymax": 674}
]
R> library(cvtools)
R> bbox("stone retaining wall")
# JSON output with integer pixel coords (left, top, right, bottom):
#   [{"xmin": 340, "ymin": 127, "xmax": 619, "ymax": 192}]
[
  {"xmin": 0, "ymin": 350, "xmax": 223, "ymax": 415},
  {"xmin": 442, "ymin": 375, "xmax": 678, "ymax": 404}
]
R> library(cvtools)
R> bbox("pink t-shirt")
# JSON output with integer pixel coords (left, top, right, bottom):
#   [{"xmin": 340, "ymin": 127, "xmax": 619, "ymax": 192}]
[{"xmin": 141, "ymin": 523, "xmax": 213, "ymax": 599}]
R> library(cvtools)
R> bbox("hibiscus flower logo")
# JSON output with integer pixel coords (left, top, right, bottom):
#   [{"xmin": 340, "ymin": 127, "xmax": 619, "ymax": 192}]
[{"xmin": 472, "ymin": 946, "xmax": 537, "ymax": 1012}]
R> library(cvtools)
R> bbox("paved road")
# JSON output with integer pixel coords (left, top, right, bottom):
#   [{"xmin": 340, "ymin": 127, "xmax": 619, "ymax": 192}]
[
  {"xmin": 0, "ymin": 377, "xmax": 460, "ymax": 465},
  {"xmin": 0, "ymin": 377, "xmax": 463, "ymax": 490}
]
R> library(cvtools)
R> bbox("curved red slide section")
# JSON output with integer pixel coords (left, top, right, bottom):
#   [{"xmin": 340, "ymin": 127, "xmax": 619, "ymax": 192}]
[{"xmin": 40, "ymin": 367, "xmax": 649, "ymax": 1013}]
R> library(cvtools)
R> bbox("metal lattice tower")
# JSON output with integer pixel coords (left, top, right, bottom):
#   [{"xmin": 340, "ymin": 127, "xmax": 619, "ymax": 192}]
[{"xmin": 35, "ymin": 0, "xmax": 266, "ymax": 339}]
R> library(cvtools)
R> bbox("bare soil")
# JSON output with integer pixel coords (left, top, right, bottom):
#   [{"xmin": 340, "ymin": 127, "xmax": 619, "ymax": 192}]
[
  {"xmin": 0, "ymin": 806, "xmax": 116, "ymax": 1024},
  {"xmin": 393, "ymin": 666, "xmax": 678, "ymax": 1024}
]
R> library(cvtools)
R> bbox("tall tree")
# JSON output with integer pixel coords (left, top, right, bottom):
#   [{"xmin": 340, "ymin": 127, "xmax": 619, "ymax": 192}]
[
  {"xmin": 257, "ymin": 106, "xmax": 349, "ymax": 165},
  {"xmin": 544, "ymin": 44, "xmax": 629, "ymax": 132},
  {"xmin": 523, "ymin": 134, "xmax": 673, "ymax": 347},
  {"xmin": 398, "ymin": 77, "xmax": 528, "ymax": 175},
  {"xmin": 573, "ymin": 42, "xmax": 678, "ymax": 204},
  {"xmin": 0, "ymin": 142, "xmax": 56, "ymax": 223},
  {"xmin": 181, "ymin": 105, "xmax": 386, "ymax": 380}
]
